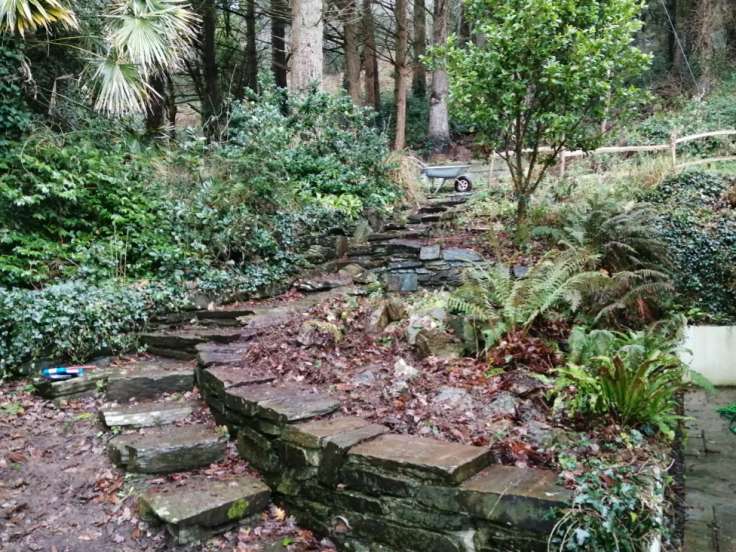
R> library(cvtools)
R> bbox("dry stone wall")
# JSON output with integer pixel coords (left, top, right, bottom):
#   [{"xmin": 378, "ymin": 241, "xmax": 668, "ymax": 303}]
[{"xmin": 197, "ymin": 360, "xmax": 571, "ymax": 552}]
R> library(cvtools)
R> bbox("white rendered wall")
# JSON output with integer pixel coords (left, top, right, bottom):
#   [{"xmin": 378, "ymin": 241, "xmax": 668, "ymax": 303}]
[{"xmin": 681, "ymin": 326, "xmax": 736, "ymax": 386}]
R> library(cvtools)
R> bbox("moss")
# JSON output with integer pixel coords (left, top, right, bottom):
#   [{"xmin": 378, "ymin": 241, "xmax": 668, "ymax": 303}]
[{"xmin": 227, "ymin": 498, "xmax": 249, "ymax": 520}]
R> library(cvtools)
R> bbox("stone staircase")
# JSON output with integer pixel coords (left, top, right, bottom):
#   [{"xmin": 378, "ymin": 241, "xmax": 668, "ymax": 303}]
[{"xmin": 28, "ymin": 193, "xmax": 572, "ymax": 549}]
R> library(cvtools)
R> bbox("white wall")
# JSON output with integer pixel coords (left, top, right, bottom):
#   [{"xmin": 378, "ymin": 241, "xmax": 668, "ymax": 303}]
[{"xmin": 681, "ymin": 325, "xmax": 736, "ymax": 386}]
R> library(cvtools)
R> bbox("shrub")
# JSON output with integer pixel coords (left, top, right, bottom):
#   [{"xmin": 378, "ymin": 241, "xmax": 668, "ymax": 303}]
[
  {"xmin": 554, "ymin": 324, "xmax": 687, "ymax": 439},
  {"xmin": 646, "ymin": 170, "xmax": 736, "ymax": 322}
]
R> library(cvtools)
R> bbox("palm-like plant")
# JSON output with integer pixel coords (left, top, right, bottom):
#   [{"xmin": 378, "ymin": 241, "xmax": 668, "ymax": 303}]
[
  {"xmin": 1, "ymin": 0, "xmax": 197, "ymax": 115},
  {"xmin": 0, "ymin": 0, "xmax": 77, "ymax": 36}
]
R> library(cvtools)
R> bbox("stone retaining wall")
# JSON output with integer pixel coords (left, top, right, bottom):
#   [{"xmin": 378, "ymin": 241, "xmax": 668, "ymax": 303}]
[{"xmin": 197, "ymin": 363, "xmax": 570, "ymax": 552}]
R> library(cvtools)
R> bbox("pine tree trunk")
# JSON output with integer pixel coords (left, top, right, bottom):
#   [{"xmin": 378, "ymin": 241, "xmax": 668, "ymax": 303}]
[
  {"xmin": 289, "ymin": 0, "xmax": 323, "ymax": 94},
  {"xmin": 244, "ymin": 0, "xmax": 258, "ymax": 93},
  {"xmin": 362, "ymin": 0, "xmax": 380, "ymax": 110},
  {"xmin": 428, "ymin": 0, "xmax": 449, "ymax": 153},
  {"xmin": 341, "ymin": 0, "xmax": 362, "ymax": 102},
  {"xmin": 271, "ymin": 0, "xmax": 288, "ymax": 88},
  {"xmin": 393, "ymin": 0, "xmax": 409, "ymax": 150},
  {"xmin": 412, "ymin": 0, "xmax": 427, "ymax": 97}
]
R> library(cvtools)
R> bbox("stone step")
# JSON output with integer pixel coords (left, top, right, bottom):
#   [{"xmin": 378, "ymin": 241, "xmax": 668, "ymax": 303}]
[
  {"xmin": 108, "ymin": 425, "xmax": 227, "ymax": 473},
  {"xmin": 139, "ymin": 474, "xmax": 271, "ymax": 544},
  {"xmin": 100, "ymin": 400, "xmax": 196, "ymax": 428},
  {"xmin": 194, "ymin": 308, "xmax": 256, "ymax": 326},
  {"xmin": 35, "ymin": 369, "xmax": 112, "ymax": 400},
  {"xmin": 196, "ymin": 342, "xmax": 252, "ymax": 368},
  {"xmin": 105, "ymin": 359, "xmax": 194, "ymax": 402},
  {"xmin": 345, "ymin": 433, "xmax": 492, "ymax": 485},
  {"xmin": 224, "ymin": 383, "xmax": 340, "ymax": 425},
  {"xmin": 141, "ymin": 327, "xmax": 243, "ymax": 358}
]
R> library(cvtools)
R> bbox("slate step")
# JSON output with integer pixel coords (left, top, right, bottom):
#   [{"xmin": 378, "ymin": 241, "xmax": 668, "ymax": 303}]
[
  {"xmin": 108, "ymin": 425, "xmax": 227, "ymax": 473},
  {"xmin": 105, "ymin": 359, "xmax": 194, "ymax": 402},
  {"xmin": 224, "ymin": 383, "xmax": 340, "ymax": 424},
  {"xmin": 35, "ymin": 369, "xmax": 112, "ymax": 399},
  {"xmin": 196, "ymin": 342, "xmax": 252, "ymax": 368},
  {"xmin": 141, "ymin": 327, "xmax": 243, "ymax": 358},
  {"xmin": 100, "ymin": 400, "xmax": 196, "ymax": 428},
  {"xmin": 139, "ymin": 474, "xmax": 271, "ymax": 544}
]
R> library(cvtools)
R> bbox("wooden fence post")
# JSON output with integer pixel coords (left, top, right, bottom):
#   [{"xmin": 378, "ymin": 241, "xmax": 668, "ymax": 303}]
[{"xmin": 670, "ymin": 132, "xmax": 678, "ymax": 168}]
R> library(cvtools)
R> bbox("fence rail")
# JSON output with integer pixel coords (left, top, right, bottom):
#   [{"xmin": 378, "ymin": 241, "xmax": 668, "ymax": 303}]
[{"xmin": 489, "ymin": 129, "xmax": 736, "ymax": 177}]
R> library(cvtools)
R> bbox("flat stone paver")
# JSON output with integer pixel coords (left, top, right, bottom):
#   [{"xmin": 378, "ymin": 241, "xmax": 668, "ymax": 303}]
[
  {"xmin": 108, "ymin": 425, "xmax": 227, "ymax": 473},
  {"xmin": 224, "ymin": 383, "xmax": 340, "ymax": 423},
  {"xmin": 106, "ymin": 360, "xmax": 194, "ymax": 401},
  {"xmin": 100, "ymin": 400, "xmax": 195, "ymax": 428},
  {"xmin": 199, "ymin": 365, "xmax": 276, "ymax": 394},
  {"xmin": 347, "ymin": 434, "xmax": 492, "ymax": 484},
  {"xmin": 283, "ymin": 416, "xmax": 387, "ymax": 449},
  {"xmin": 684, "ymin": 388, "xmax": 736, "ymax": 551},
  {"xmin": 140, "ymin": 474, "xmax": 270, "ymax": 544}
]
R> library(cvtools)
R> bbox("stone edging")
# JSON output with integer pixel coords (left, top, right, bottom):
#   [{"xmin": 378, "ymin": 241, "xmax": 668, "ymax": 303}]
[{"xmin": 197, "ymin": 357, "xmax": 571, "ymax": 552}]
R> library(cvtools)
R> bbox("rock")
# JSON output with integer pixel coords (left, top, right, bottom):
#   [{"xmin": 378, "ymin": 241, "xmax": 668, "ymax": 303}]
[
  {"xmin": 447, "ymin": 315, "xmax": 481, "ymax": 355},
  {"xmin": 196, "ymin": 343, "xmax": 251, "ymax": 368},
  {"xmin": 483, "ymin": 392, "xmax": 519, "ymax": 419},
  {"xmin": 139, "ymin": 474, "xmax": 270, "ymax": 544},
  {"xmin": 35, "ymin": 369, "xmax": 112, "ymax": 399},
  {"xmin": 386, "ymin": 239, "xmax": 424, "ymax": 255},
  {"xmin": 108, "ymin": 425, "xmax": 227, "ymax": 473},
  {"xmin": 419, "ymin": 245, "xmax": 441, "ymax": 261},
  {"xmin": 406, "ymin": 310, "xmax": 446, "ymax": 346},
  {"xmin": 141, "ymin": 328, "xmax": 242, "ymax": 353},
  {"xmin": 504, "ymin": 372, "xmax": 547, "ymax": 397},
  {"xmin": 352, "ymin": 220, "xmax": 373, "ymax": 242},
  {"xmin": 512, "ymin": 265, "xmax": 529, "ymax": 279},
  {"xmin": 385, "ymin": 272, "xmax": 418, "ymax": 293},
  {"xmin": 352, "ymin": 367, "xmax": 380, "ymax": 386},
  {"xmin": 106, "ymin": 364, "xmax": 194, "ymax": 402},
  {"xmin": 441, "ymin": 248, "xmax": 482, "ymax": 263},
  {"xmin": 198, "ymin": 365, "xmax": 276, "ymax": 395},
  {"xmin": 393, "ymin": 358, "xmax": 418, "ymax": 380},
  {"xmin": 297, "ymin": 320, "xmax": 342, "ymax": 347},
  {"xmin": 385, "ymin": 298, "xmax": 407, "ymax": 322},
  {"xmin": 434, "ymin": 387, "xmax": 473, "ymax": 410},
  {"xmin": 100, "ymin": 400, "xmax": 195, "ymax": 428},
  {"xmin": 415, "ymin": 329, "xmax": 463, "ymax": 360},
  {"xmin": 346, "ymin": 434, "xmax": 492, "ymax": 485},
  {"xmin": 224, "ymin": 384, "xmax": 340, "ymax": 424},
  {"xmin": 366, "ymin": 303, "xmax": 390, "ymax": 333}
]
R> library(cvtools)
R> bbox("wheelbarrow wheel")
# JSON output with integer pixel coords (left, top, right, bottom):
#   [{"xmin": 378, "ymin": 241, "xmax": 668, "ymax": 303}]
[{"xmin": 454, "ymin": 176, "xmax": 473, "ymax": 193}]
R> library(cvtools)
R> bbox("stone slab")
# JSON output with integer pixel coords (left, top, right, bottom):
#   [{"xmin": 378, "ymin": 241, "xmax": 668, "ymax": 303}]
[
  {"xmin": 140, "ymin": 474, "xmax": 270, "ymax": 543},
  {"xmin": 442, "ymin": 248, "xmax": 482, "ymax": 263},
  {"xmin": 347, "ymin": 434, "xmax": 492, "ymax": 485},
  {"xmin": 108, "ymin": 425, "xmax": 227, "ymax": 473},
  {"xmin": 199, "ymin": 365, "xmax": 276, "ymax": 395},
  {"xmin": 100, "ymin": 400, "xmax": 195, "ymax": 428},
  {"xmin": 35, "ymin": 370, "xmax": 111, "ymax": 399},
  {"xmin": 419, "ymin": 245, "xmax": 441, "ymax": 261},
  {"xmin": 141, "ymin": 327, "xmax": 243, "ymax": 352},
  {"xmin": 385, "ymin": 272, "xmax": 418, "ymax": 293},
  {"xmin": 106, "ymin": 364, "xmax": 194, "ymax": 402},
  {"xmin": 224, "ymin": 384, "xmax": 339, "ymax": 424},
  {"xmin": 283, "ymin": 416, "xmax": 386, "ymax": 449},
  {"xmin": 196, "ymin": 342, "xmax": 252, "ymax": 367}
]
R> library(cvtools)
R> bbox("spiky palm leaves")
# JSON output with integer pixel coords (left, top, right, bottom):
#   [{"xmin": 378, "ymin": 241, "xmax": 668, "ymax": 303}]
[
  {"xmin": 1, "ymin": 0, "xmax": 197, "ymax": 115},
  {"xmin": 0, "ymin": 0, "xmax": 77, "ymax": 36}
]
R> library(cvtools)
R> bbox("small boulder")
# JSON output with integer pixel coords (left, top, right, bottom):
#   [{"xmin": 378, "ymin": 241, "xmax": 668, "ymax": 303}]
[
  {"xmin": 385, "ymin": 272, "xmax": 418, "ymax": 293},
  {"xmin": 393, "ymin": 358, "xmax": 418, "ymax": 380},
  {"xmin": 386, "ymin": 298, "xmax": 408, "ymax": 322},
  {"xmin": 419, "ymin": 244, "xmax": 441, "ymax": 261},
  {"xmin": 415, "ymin": 329, "xmax": 463, "ymax": 360},
  {"xmin": 297, "ymin": 320, "xmax": 342, "ymax": 347},
  {"xmin": 483, "ymin": 391, "xmax": 519, "ymax": 419},
  {"xmin": 435, "ymin": 386, "xmax": 473, "ymax": 410},
  {"xmin": 366, "ymin": 303, "xmax": 390, "ymax": 333}
]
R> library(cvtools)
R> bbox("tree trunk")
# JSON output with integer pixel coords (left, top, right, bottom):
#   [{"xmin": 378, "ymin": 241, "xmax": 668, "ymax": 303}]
[
  {"xmin": 165, "ymin": 72, "xmax": 177, "ymax": 139},
  {"xmin": 428, "ymin": 0, "xmax": 449, "ymax": 153},
  {"xmin": 271, "ymin": 0, "xmax": 288, "ymax": 88},
  {"xmin": 200, "ymin": 0, "xmax": 222, "ymax": 138},
  {"xmin": 341, "ymin": 0, "xmax": 362, "ymax": 102},
  {"xmin": 145, "ymin": 74, "xmax": 166, "ymax": 136},
  {"xmin": 393, "ymin": 0, "xmax": 409, "ymax": 149},
  {"xmin": 412, "ymin": 0, "xmax": 427, "ymax": 97},
  {"xmin": 362, "ymin": 0, "xmax": 380, "ymax": 110},
  {"xmin": 289, "ymin": 0, "xmax": 323, "ymax": 94},
  {"xmin": 244, "ymin": 0, "xmax": 258, "ymax": 93}
]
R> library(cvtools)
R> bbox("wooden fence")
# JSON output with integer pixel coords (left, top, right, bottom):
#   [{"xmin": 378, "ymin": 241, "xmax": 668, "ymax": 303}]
[{"xmin": 489, "ymin": 129, "xmax": 736, "ymax": 178}]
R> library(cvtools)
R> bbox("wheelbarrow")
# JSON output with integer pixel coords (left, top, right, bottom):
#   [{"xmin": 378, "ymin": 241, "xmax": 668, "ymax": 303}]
[{"xmin": 420, "ymin": 164, "xmax": 473, "ymax": 194}]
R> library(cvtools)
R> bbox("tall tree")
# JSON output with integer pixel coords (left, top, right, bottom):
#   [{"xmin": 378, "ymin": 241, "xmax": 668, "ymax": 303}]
[
  {"xmin": 362, "ymin": 0, "xmax": 380, "ymax": 110},
  {"xmin": 428, "ymin": 0, "xmax": 450, "ymax": 152},
  {"xmin": 393, "ymin": 0, "xmax": 409, "ymax": 149},
  {"xmin": 244, "ymin": 0, "xmax": 258, "ymax": 93},
  {"xmin": 340, "ymin": 0, "xmax": 362, "ymax": 102},
  {"xmin": 412, "ymin": 0, "xmax": 427, "ymax": 97},
  {"xmin": 200, "ymin": 0, "xmax": 222, "ymax": 135},
  {"xmin": 271, "ymin": 0, "xmax": 288, "ymax": 87},
  {"xmin": 289, "ymin": 0, "xmax": 324, "ymax": 93}
]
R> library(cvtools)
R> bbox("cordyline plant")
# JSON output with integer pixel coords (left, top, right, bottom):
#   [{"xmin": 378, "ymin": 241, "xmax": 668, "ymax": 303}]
[{"xmin": 438, "ymin": 0, "xmax": 651, "ymax": 241}]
